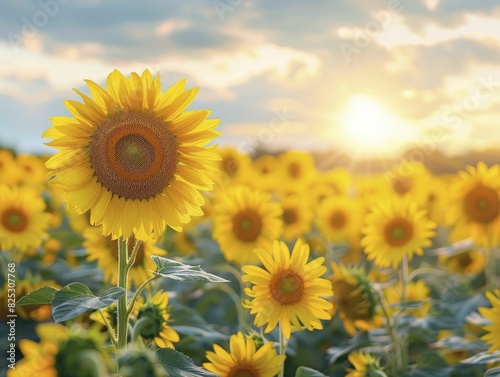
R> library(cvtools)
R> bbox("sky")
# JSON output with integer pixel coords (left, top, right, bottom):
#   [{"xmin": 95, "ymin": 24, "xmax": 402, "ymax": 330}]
[{"xmin": 1, "ymin": 0, "xmax": 500, "ymax": 160}]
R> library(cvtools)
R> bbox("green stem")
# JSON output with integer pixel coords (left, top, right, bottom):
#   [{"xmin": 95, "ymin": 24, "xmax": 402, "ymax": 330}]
[
  {"xmin": 401, "ymin": 253, "xmax": 409, "ymax": 304},
  {"xmin": 278, "ymin": 321, "xmax": 286, "ymax": 377},
  {"xmin": 126, "ymin": 275, "xmax": 159, "ymax": 318},
  {"xmin": 117, "ymin": 236, "xmax": 129, "ymax": 349},
  {"xmin": 98, "ymin": 308, "xmax": 118, "ymax": 349},
  {"xmin": 378, "ymin": 292, "xmax": 400, "ymax": 375},
  {"xmin": 209, "ymin": 284, "xmax": 248, "ymax": 332}
]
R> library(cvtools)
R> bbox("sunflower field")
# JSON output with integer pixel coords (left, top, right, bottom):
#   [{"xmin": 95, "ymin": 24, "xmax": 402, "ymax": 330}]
[{"xmin": 1, "ymin": 69, "xmax": 500, "ymax": 377}]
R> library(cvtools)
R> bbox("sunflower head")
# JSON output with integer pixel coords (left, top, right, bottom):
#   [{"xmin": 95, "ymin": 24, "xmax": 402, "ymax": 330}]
[
  {"xmin": 384, "ymin": 279, "xmax": 431, "ymax": 318},
  {"xmin": 136, "ymin": 291, "xmax": 179, "ymax": 348},
  {"xmin": 213, "ymin": 185, "xmax": 282, "ymax": 264},
  {"xmin": 242, "ymin": 239, "xmax": 333, "ymax": 339},
  {"xmin": 346, "ymin": 352, "xmax": 386, "ymax": 377},
  {"xmin": 329, "ymin": 263, "xmax": 379, "ymax": 335},
  {"xmin": 203, "ymin": 332, "xmax": 285, "ymax": 377},
  {"xmin": 10, "ymin": 323, "xmax": 108, "ymax": 377},
  {"xmin": 44, "ymin": 69, "xmax": 221, "ymax": 241},
  {"xmin": 479, "ymin": 289, "xmax": 500, "ymax": 352},
  {"xmin": 0, "ymin": 184, "xmax": 52, "ymax": 252},
  {"xmin": 447, "ymin": 162, "xmax": 500, "ymax": 247},
  {"xmin": 361, "ymin": 196, "xmax": 436, "ymax": 268}
]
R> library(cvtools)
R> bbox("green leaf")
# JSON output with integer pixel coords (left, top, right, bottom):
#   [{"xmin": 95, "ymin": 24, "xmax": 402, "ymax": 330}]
[
  {"xmin": 152, "ymin": 256, "xmax": 229, "ymax": 283},
  {"xmin": 155, "ymin": 348, "xmax": 217, "ymax": 377},
  {"xmin": 16, "ymin": 286, "xmax": 58, "ymax": 305},
  {"xmin": 52, "ymin": 283, "xmax": 125, "ymax": 323},
  {"xmin": 295, "ymin": 367, "xmax": 328, "ymax": 377},
  {"xmin": 485, "ymin": 367, "xmax": 500, "ymax": 376}
]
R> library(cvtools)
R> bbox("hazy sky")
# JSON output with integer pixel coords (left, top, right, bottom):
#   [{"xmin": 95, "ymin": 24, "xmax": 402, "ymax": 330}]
[{"xmin": 1, "ymin": 0, "xmax": 499, "ymax": 159}]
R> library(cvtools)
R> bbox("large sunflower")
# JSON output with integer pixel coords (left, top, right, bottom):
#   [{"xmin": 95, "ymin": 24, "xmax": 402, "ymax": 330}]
[
  {"xmin": 43, "ymin": 69, "xmax": 220, "ymax": 241},
  {"xmin": 242, "ymin": 239, "xmax": 333, "ymax": 339},
  {"xmin": 447, "ymin": 162, "xmax": 500, "ymax": 247},
  {"xmin": 361, "ymin": 197, "xmax": 436, "ymax": 268},
  {"xmin": 0, "ymin": 185, "xmax": 52, "ymax": 252},
  {"xmin": 212, "ymin": 185, "xmax": 282, "ymax": 264},
  {"xmin": 203, "ymin": 332, "xmax": 285, "ymax": 377},
  {"xmin": 83, "ymin": 225, "xmax": 166, "ymax": 287}
]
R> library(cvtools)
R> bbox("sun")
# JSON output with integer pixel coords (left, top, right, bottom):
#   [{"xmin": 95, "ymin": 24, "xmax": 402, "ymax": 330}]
[{"xmin": 340, "ymin": 95, "xmax": 404, "ymax": 154}]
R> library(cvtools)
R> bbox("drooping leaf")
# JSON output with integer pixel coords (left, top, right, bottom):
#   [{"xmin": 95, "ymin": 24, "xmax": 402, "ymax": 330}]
[
  {"xmin": 485, "ymin": 367, "xmax": 500, "ymax": 376},
  {"xmin": 155, "ymin": 348, "xmax": 217, "ymax": 377},
  {"xmin": 16, "ymin": 286, "xmax": 58, "ymax": 306},
  {"xmin": 461, "ymin": 351, "xmax": 500, "ymax": 365},
  {"xmin": 152, "ymin": 256, "xmax": 229, "ymax": 283},
  {"xmin": 52, "ymin": 283, "xmax": 124, "ymax": 323},
  {"xmin": 295, "ymin": 366, "xmax": 328, "ymax": 377}
]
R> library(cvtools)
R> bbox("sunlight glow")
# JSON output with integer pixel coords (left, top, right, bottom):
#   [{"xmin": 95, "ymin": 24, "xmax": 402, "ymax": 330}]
[{"xmin": 341, "ymin": 95, "xmax": 404, "ymax": 154}]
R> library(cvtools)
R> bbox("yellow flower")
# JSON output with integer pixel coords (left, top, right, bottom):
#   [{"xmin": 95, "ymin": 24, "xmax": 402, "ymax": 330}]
[
  {"xmin": 309, "ymin": 168, "xmax": 352, "ymax": 207},
  {"xmin": 447, "ymin": 162, "xmax": 500, "ymax": 247},
  {"xmin": 135, "ymin": 291, "xmax": 179, "ymax": 348},
  {"xmin": 0, "ymin": 149, "xmax": 21, "ymax": 186},
  {"xmin": 43, "ymin": 69, "xmax": 220, "ymax": 241},
  {"xmin": 203, "ymin": 332, "xmax": 285, "ymax": 377},
  {"xmin": 212, "ymin": 185, "xmax": 282, "ymax": 264},
  {"xmin": 479, "ymin": 289, "xmax": 500, "ymax": 352},
  {"xmin": 278, "ymin": 150, "xmax": 317, "ymax": 192},
  {"xmin": 0, "ymin": 185, "xmax": 52, "ymax": 252},
  {"xmin": 439, "ymin": 248, "xmax": 484, "ymax": 275},
  {"xmin": 242, "ymin": 239, "xmax": 333, "ymax": 339},
  {"xmin": 250, "ymin": 154, "xmax": 279, "ymax": 192},
  {"xmin": 346, "ymin": 352, "xmax": 385, "ymax": 377},
  {"xmin": 384, "ymin": 160, "xmax": 431, "ymax": 206},
  {"xmin": 215, "ymin": 146, "xmax": 251, "ymax": 184},
  {"xmin": 316, "ymin": 197, "xmax": 362, "ymax": 243},
  {"xmin": 329, "ymin": 262, "xmax": 380, "ymax": 335},
  {"xmin": 8, "ymin": 323, "xmax": 107, "ymax": 377},
  {"xmin": 84, "ymin": 226, "xmax": 166, "ymax": 287},
  {"xmin": 281, "ymin": 194, "xmax": 313, "ymax": 241},
  {"xmin": 16, "ymin": 154, "xmax": 47, "ymax": 186},
  {"xmin": 361, "ymin": 197, "xmax": 436, "ymax": 268}
]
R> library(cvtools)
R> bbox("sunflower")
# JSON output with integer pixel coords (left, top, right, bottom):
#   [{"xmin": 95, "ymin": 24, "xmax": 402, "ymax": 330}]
[
  {"xmin": 346, "ymin": 352, "xmax": 385, "ymax": 377},
  {"xmin": 215, "ymin": 146, "xmax": 251, "ymax": 185},
  {"xmin": 280, "ymin": 194, "xmax": 313, "ymax": 241},
  {"xmin": 439, "ymin": 247, "xmax": 485, "ymax": 275},
  {"xmin": 316, "ymin": 197, "xmax": 362, "ymax": 243},
  {"xmin": 0, "ymin": 184, "xmax": 52, "ymax": 252},
  {"xmin": 329, "ymin": 262, "xmax": 380, "ymax": 335},
  {"xmin": 384, "ymin": 160, "xmax": 431, "ymax": 206},
  {"xmin": 361, "ymin": 197, "xmax": 436, "ymax": 268},
  {"xmin": 16, "ymin": 154, "xmax": 47, "ymax": 186},
  {"xmin": 0, "ymin": 149, "xmax": 21, "ymax": 186},
  {"xmin": 479, "ymin": 289, "xmax": 500, "ymax": 352},
  {"xmin": 212, "ymin": 185, "xmax": 282, "ymax": 264},
  {"xmin": 309, "ymin": 168, "xmax": 352, "ymax": 207},
  {"xmin": 447, "ymin": 162, "xmax": 500, "ymax": 247},
  {"xmin": 278, "ymin": 150, "xmax": 317, "ymax": 193},
  {"xmin": 242, "ymin": 239, "xmax": 333, "ymax": 339},
  {"xmin": 84, "ymin": 225, "xmax": 166, "ymax": 287},
  {"xmin": 43, "ymin": 69, "xmax": 220, "ymax": 241},
  {"xmin": 250, "ymin": 154, "xmax": 279, "ymax": 192},
  {"xmin": 8, "ymin": 323, "xmax": 107, "ymax": 377},
  {"xmin": 203, "ymin": 332, "xmax": 285, "ymax": 377},
  {"xmin": 135, "ymin": 291, "xmax": 179, "ymax": 348}
]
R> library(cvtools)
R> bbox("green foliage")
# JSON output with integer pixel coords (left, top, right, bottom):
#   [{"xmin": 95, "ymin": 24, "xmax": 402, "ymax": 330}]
[
  {"xmin": 152, "ymin": 256, "xmax": 230, "ymax": 283},
  {"xmin": 155, "ymin": 348, "xmax": 218, "ymax": 377},
  {"xmin": 16, "ymin": 285, "xmax": 58, "ymax": 305}
]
